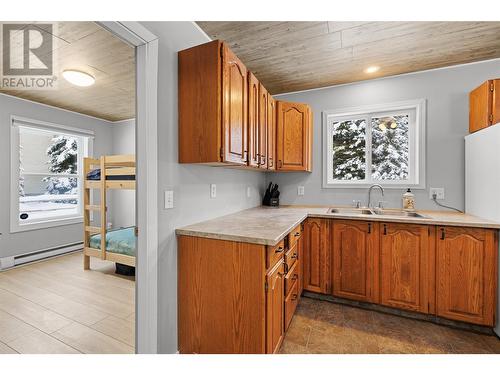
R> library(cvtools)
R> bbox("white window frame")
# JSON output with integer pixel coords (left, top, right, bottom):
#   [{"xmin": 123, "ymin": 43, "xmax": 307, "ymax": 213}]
[
  {"xmin": 322, "ymin": 99, "xmax": 426, "ymax": 189},
  {"xmin": 10, "ymin": 115, "xmax": 94, "ymax": 233}
]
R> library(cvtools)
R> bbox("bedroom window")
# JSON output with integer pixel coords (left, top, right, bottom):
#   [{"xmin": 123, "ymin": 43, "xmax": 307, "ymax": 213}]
[
  {"xmin": 10, "ymin": 116, "xmax": 93, "ymax": 232},
  {"xmin": 322, "ymin": 99, "xmax": 426, "ymax": 189}
]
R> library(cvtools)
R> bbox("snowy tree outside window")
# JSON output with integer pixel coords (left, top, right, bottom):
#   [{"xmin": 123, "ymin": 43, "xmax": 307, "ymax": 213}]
[
  {"xmin": 324, "ymin": 100, "xmax": 425, "ymax": 188},
  {"xmin": 15, "ymin": 123, "xmax": 89, "ymax": 227}
]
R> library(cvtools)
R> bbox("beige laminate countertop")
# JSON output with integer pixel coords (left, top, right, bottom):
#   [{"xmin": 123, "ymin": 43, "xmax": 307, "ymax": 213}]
[{"xmin": 175, "ymin": 205, "xmax": 500, "ymax": 246}]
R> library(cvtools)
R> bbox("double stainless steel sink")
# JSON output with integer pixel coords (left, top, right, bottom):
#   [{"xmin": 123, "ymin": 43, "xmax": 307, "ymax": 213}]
[{"xmin": 329, "ymin": 207, "xmax": 428, "ymax": 219}]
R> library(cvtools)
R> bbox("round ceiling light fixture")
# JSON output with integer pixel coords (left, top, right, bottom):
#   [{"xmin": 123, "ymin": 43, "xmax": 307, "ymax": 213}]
[
  {"xmin": 62, "ymin": 70, "xmax": 95, "ymax": 87},
  {"xmin": 364, "ymin": 66, "xmax": 380, "ymax": 74}
]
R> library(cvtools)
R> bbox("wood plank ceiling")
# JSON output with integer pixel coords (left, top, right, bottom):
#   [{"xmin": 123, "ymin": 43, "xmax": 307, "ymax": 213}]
[
  {"xmin": 196, "ymin": 21, "xmax": 500, "ymax": 94},
  {"xmin": 0, "ymin": 22, "xmax": 135, "ymax": 121}
]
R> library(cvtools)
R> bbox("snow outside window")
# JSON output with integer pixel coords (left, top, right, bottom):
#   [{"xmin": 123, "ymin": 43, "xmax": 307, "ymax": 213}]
[
  {"xmin": 323, "ymin": 99, "xmax": 426, "ymax": 189},
  {"xmin": 10, "ymin": 117, "xmax": 93, "ymax": 232}
]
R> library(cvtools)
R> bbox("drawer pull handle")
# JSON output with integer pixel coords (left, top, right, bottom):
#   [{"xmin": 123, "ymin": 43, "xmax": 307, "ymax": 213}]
[
  {"xmin": 291, "ymin": 253, "xmax": 297, "ymax": 259},
  {"xmin": 275, "ymin": 246, "xmax": 284, "ymax": 254},
  {"xmin": 294, "ymin": 232, "xmax": 300, "ymax": 237},
  {"xmin": 291, "ymin": 294, "xmax": 298, "ymax": 301}
]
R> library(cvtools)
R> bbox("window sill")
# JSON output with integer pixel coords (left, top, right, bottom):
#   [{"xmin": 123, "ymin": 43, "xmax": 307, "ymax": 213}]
[
  {"xmin": 10, "ymin": 216, "xmax": 83, "ymax": 233},
  {"xmin": 322, "ymin": 183, "xmax": 426, "ymax": 190}
]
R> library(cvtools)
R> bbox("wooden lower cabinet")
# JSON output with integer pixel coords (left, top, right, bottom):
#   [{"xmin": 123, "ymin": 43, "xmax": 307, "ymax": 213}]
[
  {"xmin": 266, "ymin": 261, "xmax": 285, "ymax": 354},
  {"xmin": 303, "ymin": 218, "xmax": 330, "ymax": 293},
  {"xmin": 331, "ymin": 220, "xmax": 379, "ymax": 303},
  {"xmin": 380, "ymin": 223, "xmax": 434, "ymax": 313},
  {"xmin": 436, "ymin": 226, "xmax": 498, "ymax": 326}
]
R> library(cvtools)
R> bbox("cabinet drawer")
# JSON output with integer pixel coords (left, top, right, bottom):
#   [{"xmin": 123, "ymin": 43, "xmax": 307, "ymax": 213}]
[
  {"xmin": 284, "ymin": 261, "xmax": 299, "ymax": 296},
  {"xmin": 267, "ymin": 240, "xmax": 285, "ymax": 269},
  {"xmin": 288, "ymin": 224, "xmax": 302, "ymax": 248},
  {"xmin": 285, "ymin": 241, "xmax": 298, "ymax": 269},
  {"xmin": 284, "ymin": 281, "xmax": 299, "ymax": 331}
]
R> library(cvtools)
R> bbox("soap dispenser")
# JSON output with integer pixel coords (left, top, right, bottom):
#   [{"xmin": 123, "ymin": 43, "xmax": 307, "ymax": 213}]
[{"xmin": 403, "ymin": 188, "xmax": 415, "ymax": 211}]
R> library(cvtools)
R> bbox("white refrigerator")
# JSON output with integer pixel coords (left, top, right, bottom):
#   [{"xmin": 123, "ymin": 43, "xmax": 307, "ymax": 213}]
[{"xmin": 465, "ymin": 124, "xmax": 500, "ymax": 335}]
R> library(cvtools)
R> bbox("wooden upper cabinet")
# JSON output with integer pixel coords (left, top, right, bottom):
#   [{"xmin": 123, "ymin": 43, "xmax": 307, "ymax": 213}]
[
  {"xmin": 179, "ymin": 40, "xmax": 247, "ymax": 165},
  {"xmin": 436, "ymin": 226, "xmax": 497, "ymax": 326},
  {"xmin": 248, "ymin": 72, "xmax": 260, "ymax": 168},
  {"xmin": 222, "ymin": 45, "xmax": 248, "ymax": 164},
  {"xmin": 266, "ymin": 262, "xmax": 284, "ymax": 354},
  {"xmin": 332, "ymin": 220, "xmax": 379, "ymax": 303},
  {"xmin": 267, "ymin": 96, "xmax": 276, "ymax": 170},
  {"xmin": 380, "ymin": 223, "xmax": 433, "ymax": 313},
  {"xmin": 276, "ymin": 101, "xmax": 312, "ymax": 171},
  {"xmin": 469, "ymin": 79, "xmax": 500, "ymax": 133},
  {"xmin": 303, "ymin": 218, "xmax": 330, "ymax": 294},
  {"xmin": 259, "ymin": 84, "xmax": 269, "ymax": 169}
]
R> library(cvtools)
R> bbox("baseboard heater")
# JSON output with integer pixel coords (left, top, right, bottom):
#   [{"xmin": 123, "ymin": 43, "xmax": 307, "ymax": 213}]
[{"xmin": 0, "ymin": 242, "xmax": 83, "ymax": 270}]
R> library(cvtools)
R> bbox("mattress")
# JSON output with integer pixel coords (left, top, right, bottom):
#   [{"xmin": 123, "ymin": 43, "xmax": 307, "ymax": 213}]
[
  {"xmin": 86, "ymin": 168, "xmax": 135, "ymax": 181},
  {"xmin": 89, "ymin": 226, "xmax": 136, "ymax": 257}
]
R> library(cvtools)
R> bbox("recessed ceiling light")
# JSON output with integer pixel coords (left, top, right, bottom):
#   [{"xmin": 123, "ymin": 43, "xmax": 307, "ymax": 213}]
[
  {"xmin": 62, "ymin": 70, "xmax": 95, "ymax": 87},
  {"xmin": 364, "ymin": 66, "xmax": 380, "ymax": 74}
]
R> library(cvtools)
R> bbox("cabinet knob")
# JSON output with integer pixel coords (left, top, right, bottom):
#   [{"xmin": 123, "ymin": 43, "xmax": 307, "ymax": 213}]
[
  {"xmin": 275, "ymin": 246, "xmax": 284, "ymax": 254},
  {"xmin": 294, "ymin": 232, "xmax": 300, "ymax": 237},
  {"xmin": 291, "ymin": 294, "xmax": 298, "ymax": 301}
]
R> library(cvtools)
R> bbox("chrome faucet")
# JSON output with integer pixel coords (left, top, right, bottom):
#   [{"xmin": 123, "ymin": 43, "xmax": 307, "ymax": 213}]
[{"xmin": 367, "ymin": 184, "xmax": 384, "ymax": 208}]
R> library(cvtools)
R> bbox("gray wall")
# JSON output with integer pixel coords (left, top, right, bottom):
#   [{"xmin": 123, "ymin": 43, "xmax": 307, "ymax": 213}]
[
  {"xmin": 110, "ymin": 119, "xmax": 136, "ymax": 229},
  {"xmin": 270, "ymin": 60, "xmax": 500, "ymax": 210},
  {"xmin": 0, "ymin": 94, "xmax": 114, "ymax": 258},
  {"xmin": 139, "ymin": 22, "xmax": 267, "ymax": 354}
]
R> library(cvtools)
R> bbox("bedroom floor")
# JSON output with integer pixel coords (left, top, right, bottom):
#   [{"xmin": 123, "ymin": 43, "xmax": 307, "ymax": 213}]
[
  {"xmin": 279, "ymin": 297, "xmax": 500, "ymax": 354},
  {"xmin": 0, "ymin": 252, "xmax": 134, "ymax": 354}
]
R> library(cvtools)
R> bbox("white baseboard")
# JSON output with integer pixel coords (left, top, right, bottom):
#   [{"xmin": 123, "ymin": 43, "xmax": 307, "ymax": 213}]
[{"xmin": 0, "ymin": 242, "xmax": 83, "ymax": 270}]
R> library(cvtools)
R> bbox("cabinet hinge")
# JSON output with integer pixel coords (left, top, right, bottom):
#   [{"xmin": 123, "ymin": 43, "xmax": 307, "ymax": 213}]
[
  {"xmin": 219, "ymin": 147, "xmax": 224, "ymax": 160},
  {"xmin": 265, "ymin": 281, "xmax": 268, "ymax": 292},
  {"xmin": 490, "ymin": 82, "xmax": 495, "ymax": 92},
  {"xmin": 490, "ymin": 114, "xmax": 494, "ymax": 123}
]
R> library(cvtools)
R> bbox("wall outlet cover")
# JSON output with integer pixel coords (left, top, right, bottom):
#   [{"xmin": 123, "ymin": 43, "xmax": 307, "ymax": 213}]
[
  {"xmin": 297, "ymin": 186, "xmax": 305, "ymax": 196},
  {"xmin": 429, "ymin": 187, "xmax": 445, "ymax": 200},
  {"xmin": 210, "ymin": 184, "xmax": 217, "ymax": 199},
  {"xmin": 165, "ymin": 190, "xmax": 174, "ymax": 209}
]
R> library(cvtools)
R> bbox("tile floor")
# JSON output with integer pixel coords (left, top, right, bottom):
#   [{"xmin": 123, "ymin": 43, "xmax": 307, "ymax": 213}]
[
  {"xmin": 0, "ymin": 252, "xmax": 135, "ymax": 354},
  {"xmin": 280, "ymin": 297, "xmax": 500, "ymax": 354}
]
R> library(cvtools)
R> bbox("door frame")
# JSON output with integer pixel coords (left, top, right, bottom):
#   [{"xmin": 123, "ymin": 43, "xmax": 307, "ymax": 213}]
[{"xmin": 98, "ymin": 21, "xmax": 159, "ymax": 354}]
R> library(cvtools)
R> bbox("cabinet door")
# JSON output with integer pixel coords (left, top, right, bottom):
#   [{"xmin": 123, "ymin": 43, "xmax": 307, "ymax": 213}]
[
  {"xmin": 332, "ymin": 220, "xmax": 379, "ymax": 303},
  {"xmin": 259, "ymin": 84, "xmax": 269, "ymax": 169},
  {"xmin": 380, "ymin": 223, "xmax": 431, "ymax": 313},
  {"xmin": 267, "ymin": 96, "xmax": 276, "ymax": 170},
  {"xmin": 303, "ymin": 218, "xmax": 330, "ymax": 294},
  {"xmin": 276, "ymin": 101, "xmax": 312, "ymax": 171},
  {"xmin": 248, "ymin": 72, "xmax": 260, "ymax": 167},
  {"xmin": 436, "ymin": 226, "xmax": 497, "ymax": 326},
  {"xmin": 266, "ymin": 262, "xmax": 284, "ymax": 354},
  {"xmin": 297, "ymin": 232, "xmax": 304, "ymax": 295},
  {"xmin": 469, "ymin": 80, "xmax": 492, "ymax": 133},
  {"xmin": 493, "ymin": 79, "xmax": 500, "ymax": 126},
  {"xmin": 222, "ymin": 45, "xmax": 248, "ymax": 164}
]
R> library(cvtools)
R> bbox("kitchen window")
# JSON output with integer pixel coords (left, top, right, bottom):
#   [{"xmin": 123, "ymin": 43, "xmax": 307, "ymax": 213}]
[
  {"xmin": 10, "ymin": 116, "xmax": 93, "ymax": 232},
  {"xmin": 322, "ymin": 99, "xmax": 426, "ymax": 188}
]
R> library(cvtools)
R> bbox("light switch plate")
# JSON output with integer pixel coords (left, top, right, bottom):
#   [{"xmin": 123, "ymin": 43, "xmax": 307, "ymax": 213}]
[
  {"xmin": 429, "ymin": 187, "xmax": 445, "ymax": 200},
  {"xmin": 165, "ymin": 190, "xmax": 174, "ymax": 209},
  {"xmin": 298, "ymin": 186, "xmax": 305, "ymax": 196},
  {"xmin": 210, "ymin": 184, "xmax": 217, "ymax": 199}
]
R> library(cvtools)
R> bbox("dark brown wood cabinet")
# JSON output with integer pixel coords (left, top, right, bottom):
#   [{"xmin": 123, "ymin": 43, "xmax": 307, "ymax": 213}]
[
  {"xmin": 380, "ymin": 223, "xmax": 433, "ymax": 313},
  {"xmin": 436, "ymin": 226, "xmax": 498, "ymax": 326},
  {"xmin": 248, "ymin": 72, "xmax": 260, "ymax": 168},
  {"xmin": 276, "ymin": 101, "xmax": 312, "ymax": 171},
  {"xmin": 303, "ymin": 218, "xmax": 330, "ymax": 293},
  {"xmin": 331, "ymin": 220, "xmax": 379, "ymax": 303},
  {"xmin": 266, "ymin": 261, "xmax": 285, "ymax": 354},
  {"xmin": 469, "ymin": 79, "xmax": 500, "ymax": 133}
]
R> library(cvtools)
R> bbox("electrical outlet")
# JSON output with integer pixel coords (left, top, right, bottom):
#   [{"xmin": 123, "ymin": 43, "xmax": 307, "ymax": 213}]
[
  {"xmin": 246, "ymin": 186, "xmax": 251, "ymax": 198},
  {"xmin": 210, "ymin": 184, "xmax": 217, "ymax": 199},
  {"xmin": 429, "ymin": 188, "xmax": 445, "ymax": 200},
  {"xmin": 165, "ymin": 190, "xmax": 174, "ymax": 209},
  {"xmin": 297, "ymin": 186, "xmax": 305, "ymax": 196}
]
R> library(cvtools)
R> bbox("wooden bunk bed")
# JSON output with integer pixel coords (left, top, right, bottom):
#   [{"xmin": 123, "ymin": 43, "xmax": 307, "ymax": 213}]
[{"xmin": 83, "ymin": 154, "xmax": 136, "ymax": 270}]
